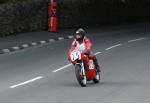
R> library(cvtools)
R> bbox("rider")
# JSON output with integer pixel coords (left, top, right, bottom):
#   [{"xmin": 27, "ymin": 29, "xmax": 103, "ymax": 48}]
[{"xmin": 69, "ymin": 28, "xmax": 101, "ymax": 72}]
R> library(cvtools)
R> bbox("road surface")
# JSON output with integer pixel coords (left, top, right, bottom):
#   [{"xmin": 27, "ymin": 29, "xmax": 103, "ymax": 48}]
[{"xmin": 0, "ymin": 25, "xmax": 150, "ymax": 103}]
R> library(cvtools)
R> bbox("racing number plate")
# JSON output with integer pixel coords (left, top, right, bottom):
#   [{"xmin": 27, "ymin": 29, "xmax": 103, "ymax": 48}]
[
  {"xmin": 89, "ymin": 60, "xmax": 94, "ymax": 70},
  {"xmin": 71, "ymin": 50, "xmax": 81, "ymax": 61}
]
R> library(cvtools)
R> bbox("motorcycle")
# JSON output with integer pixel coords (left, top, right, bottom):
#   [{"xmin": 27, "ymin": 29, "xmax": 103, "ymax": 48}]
[{"xmin": 69, "ymin": 50, "xmax": 100, "ymax": 87}]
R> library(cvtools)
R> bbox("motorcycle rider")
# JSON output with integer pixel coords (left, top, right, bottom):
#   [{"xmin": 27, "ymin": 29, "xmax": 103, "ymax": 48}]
[{"xmin": 69, "ymin": 28, "xmax": 101, "ymax": 72}]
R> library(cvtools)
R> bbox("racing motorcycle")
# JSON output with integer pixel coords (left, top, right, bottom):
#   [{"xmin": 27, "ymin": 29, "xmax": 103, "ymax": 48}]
[{"xmin": 69, "ymin": 50, "xmax": 100, "ymax": 87}]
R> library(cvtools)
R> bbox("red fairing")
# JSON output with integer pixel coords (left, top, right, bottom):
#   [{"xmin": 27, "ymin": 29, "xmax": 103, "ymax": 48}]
[
  {"xmin": 81, "ymin": 51, "xmax": 89, "ymax": 62},
  {"xmin": 68, "ymin": 37, "xmax": 92, "ymax": 64},
  {"xmin": 69, "ymin": 51, "xmax": 88, "ymax": 64},
  {"xmin": 86, "ymin": 61, "xmax": 96, "ymax": 80}
]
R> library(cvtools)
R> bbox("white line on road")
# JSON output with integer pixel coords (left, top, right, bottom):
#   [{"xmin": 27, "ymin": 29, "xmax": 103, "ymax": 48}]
[
  {"xmin": 52, "ymin": 64, "xmax": 72, "ymax": 73},
  {"xmin": 94, "ymin": 52, "xmax": 102, "ymax": 55},
  {"xmin": 128, "ymin": 37, "xmax": 146, "ymax": 43},
  {"xmin": 52, "ymin": 51, "xmax": 102, "ymax": 73},
  {"xmin": 10, "ymin": 76, "xmax": 43, "ymax": 89},
  {"xmin": 105, "ymin": 44, "xmax": 122, "ymax": 50}
]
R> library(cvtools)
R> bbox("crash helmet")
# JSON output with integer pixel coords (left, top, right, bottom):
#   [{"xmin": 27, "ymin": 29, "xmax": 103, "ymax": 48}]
[{"xmin": 75, "ymin": 28, "xmax": 85, "ymax": 42}]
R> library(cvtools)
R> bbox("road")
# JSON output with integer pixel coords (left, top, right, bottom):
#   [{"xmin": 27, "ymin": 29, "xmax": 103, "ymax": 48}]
[{"xmin": 0, "ymin": 26, "xmax": 150, "ymax": 103}]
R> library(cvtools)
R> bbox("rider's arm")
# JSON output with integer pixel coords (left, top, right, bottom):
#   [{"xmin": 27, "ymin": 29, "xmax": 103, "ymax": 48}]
[
  {"xmin": 68, "ymin": 40, "xmax": 76, "ymax": 64},
  {"xmin": 85, "ymin": 37, "xmax": 92, "ymax": 51},
  {"xmin": 69, "ymin": 39, "xmax": 76, "ymax": 54}
]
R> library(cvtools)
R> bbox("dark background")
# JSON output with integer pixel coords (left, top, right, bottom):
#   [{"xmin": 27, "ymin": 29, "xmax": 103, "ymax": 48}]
[
  {"xmin": 0, "ymin": 0, "xmax": 150, "ymax": 36},
  {"xmin": 58, "ymin": 0, "xmax": 150, "ymax": 28}
]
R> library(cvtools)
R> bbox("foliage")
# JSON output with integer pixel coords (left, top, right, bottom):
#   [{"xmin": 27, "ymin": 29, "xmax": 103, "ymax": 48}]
[{"xmin": 0, "ymin": 0, "xmax": 37, "ymax": 4}]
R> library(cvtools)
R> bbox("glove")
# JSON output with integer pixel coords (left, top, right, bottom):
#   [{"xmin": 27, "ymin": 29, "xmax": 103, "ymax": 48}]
[{"xmin": 83, "ymin": 50, "xmax": 90, "ymax": 56}]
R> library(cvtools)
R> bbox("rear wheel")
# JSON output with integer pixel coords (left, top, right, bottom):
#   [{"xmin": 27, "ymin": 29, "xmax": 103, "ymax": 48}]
[
  {"xmin": 93, "ymin": 72, "xmax": 100, "ymax": 83},
  {"xmin": 75, "ymin": 64, "xmax": 86, "ymax": 87}
]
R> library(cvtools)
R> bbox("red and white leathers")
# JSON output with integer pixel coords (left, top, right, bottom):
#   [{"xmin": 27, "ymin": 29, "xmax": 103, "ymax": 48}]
[{"xmin": 69, "ymin": 36, "xmax": 96, "ymax": 64}]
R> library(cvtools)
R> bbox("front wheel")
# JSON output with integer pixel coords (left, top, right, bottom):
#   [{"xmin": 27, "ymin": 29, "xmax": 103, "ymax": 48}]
[
  {"xmin": 75, "ymin": 64, "xmax": 86, "ymax": 87},
  {"xmin": 93, "ymin": 72, "xmax": 100, "ymax": 83}
]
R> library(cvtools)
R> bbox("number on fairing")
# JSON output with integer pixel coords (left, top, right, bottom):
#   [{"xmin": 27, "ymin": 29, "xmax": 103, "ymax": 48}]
[
  {"xmin": 89, "ymin": 60, "xmax": 94, "ymax": 70},
  {"xmin": 71, "ymin": 51, "xmax": 81, "ymax": 61}
]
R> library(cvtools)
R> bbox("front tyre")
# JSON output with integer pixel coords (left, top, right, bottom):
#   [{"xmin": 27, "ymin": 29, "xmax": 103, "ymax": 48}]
[
  {"xmin": 93, "ymin": 72, "xmax": 100, "ymax": 83},
  {"xmin": 75, "ymin": 64, "xmax": 86, "ymax": 87}
]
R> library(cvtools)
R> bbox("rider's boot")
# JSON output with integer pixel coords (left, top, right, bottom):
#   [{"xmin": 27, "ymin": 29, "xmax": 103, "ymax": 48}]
[{"xmin": 94, "ymin": 58, "xmax": 101, "ymax": 72}]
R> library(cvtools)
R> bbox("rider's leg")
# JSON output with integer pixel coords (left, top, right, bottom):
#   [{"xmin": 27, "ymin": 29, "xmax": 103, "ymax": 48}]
[
  {"xmin": 93, "ymin": 57, "xmax": 101, "ymax": 72},
  {"xmin": 89, "ymin": 52, "xmax": 101, "ymax": 72}
]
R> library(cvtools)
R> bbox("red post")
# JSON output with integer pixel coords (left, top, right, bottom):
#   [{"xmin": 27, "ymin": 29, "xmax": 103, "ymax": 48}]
[{"xmin": 48, "ymin": 0, "xmax": 57, "ymax": 32}]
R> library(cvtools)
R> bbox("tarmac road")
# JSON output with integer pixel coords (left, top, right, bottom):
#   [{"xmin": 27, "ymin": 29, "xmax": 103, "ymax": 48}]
[{"xmin": 0, "ymin": 25, "xmax": 150, "ymax": 103}]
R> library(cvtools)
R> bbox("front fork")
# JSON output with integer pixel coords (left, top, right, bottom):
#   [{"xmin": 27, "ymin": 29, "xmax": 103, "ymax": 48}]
[
  {"xmin": 76, "ymin": 62, "xmax": 86, "ymax": 76},
  {"xmin": 81, "ymin": 62, "xmax": 86, "ymax": 80}
]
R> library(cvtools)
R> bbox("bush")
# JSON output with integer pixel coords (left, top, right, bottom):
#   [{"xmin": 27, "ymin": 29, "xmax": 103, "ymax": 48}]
[
  {"xmin": 0, "ymin": 0, "xmax": 32, "ymax": 4},
  {"xmin": 0, "ymin": 0, "xmax": 9, "ymax": 4}
]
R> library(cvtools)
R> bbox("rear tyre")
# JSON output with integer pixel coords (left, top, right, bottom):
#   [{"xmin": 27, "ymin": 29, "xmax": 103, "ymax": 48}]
[
  {"xmin": 75, "ymin": 64, "xmax": 86, "ymax": 87},
  {"xmin": 93, "ymin": 72, "xmax": 100, "ymax": 83}
]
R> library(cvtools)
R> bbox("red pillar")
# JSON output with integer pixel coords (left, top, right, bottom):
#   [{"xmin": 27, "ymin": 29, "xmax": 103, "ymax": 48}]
[{"xmin": 48, "ymin": 0, "xmax": 57, "ymax": 32}]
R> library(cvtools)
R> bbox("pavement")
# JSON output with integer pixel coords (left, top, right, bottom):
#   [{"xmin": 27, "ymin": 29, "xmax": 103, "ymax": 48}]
[
  {"xmin": 0, "ymin": 22, "xmax": 150, "ymax": 54},
  {"xmin": 0, "ymin": 23, "xmax": 150, "ymax": 103},
  {"xmin": 0, "ymin": 31, "xmax": 74, "ymax": 54}
]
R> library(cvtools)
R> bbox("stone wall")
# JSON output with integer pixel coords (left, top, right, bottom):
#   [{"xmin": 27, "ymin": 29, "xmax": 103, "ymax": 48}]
[
  {"xmin": 58, "ymin": 0, "xmax": 150, "ymax": 28},
  {"xmin": 0, "ymin": 0, "xmax": 48, "ymax": 37},
  {"xmin": 0, "ymin": 0, "xmax": 150, "ymax": 37}
]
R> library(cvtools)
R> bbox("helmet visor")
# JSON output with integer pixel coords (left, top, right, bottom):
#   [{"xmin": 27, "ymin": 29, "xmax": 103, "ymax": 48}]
[{"xmin": 76, "ymin": 34, "xmax": 83, "ymax": 42}]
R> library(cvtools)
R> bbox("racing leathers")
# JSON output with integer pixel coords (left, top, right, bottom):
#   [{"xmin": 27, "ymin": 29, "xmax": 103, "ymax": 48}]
[{"xmin": 69, "ymin": 36, "xmax": 100, "ymax": 72}]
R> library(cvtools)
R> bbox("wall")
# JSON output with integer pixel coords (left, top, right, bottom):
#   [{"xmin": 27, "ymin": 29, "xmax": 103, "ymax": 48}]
[
  {"xmin": 58, "ymin": 0, "xmax": 150, "ymax": 28},
  {"xmin": 0, "ymin": 0, "xmax": 48, "ymax": 37},
  {"xmin": 0, "ymin": 0, "xmax": 150, "ymax": 37}
]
